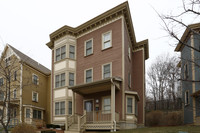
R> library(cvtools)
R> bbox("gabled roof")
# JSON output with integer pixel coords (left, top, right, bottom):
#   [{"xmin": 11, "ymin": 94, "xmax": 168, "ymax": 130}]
[
  {"xmin": 7, "ymin": 44, "xmax": 51, "ymax": 75},
  {"xmin": 175, "ymin": 23, "xmax": 200, "ymax": 52}
]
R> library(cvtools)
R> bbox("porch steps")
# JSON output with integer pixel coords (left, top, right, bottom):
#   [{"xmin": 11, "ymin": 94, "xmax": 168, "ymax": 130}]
[{"xmin": 65, "ymin": 124, "xmax": 80, "ymax": 133}]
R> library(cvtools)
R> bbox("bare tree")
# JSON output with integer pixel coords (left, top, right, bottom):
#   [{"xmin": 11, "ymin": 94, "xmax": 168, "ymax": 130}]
[{"xmin": 147, "ymin": 54, "xmax": 180, "ymax": 110}]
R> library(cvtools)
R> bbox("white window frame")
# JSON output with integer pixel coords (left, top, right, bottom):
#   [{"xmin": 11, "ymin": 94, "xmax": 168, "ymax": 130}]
[
  {"xmin": 102, "ymin": 62, "xmax": 112, "ymax": 79},
  {"xmin": 84, "ymin": 38, "xmax": 93, "ymax": 56},
  {"xmin": 26, "ymin": 108, "xmax": 30, "ymax": 118},
  {"xmin": 13, "ymin": 89, "xmax": 17, "ymax": 99},
  {"xmin": 69, "ymin": 45, "xmax": 75, "ymax": 59},
  {"xmin": 128, "ymin": 45, "xmax": 131, "ymax": 60},
  {"xmin": 128, "ymin": 72, "xmax": 131, "ymax": 88},
  {"xmin": 55, "ymin": 101, "xmax": 65, "ymax": 116},
  {"xmin": 55, "ymin": 45, "xmax": 66, "ymax": 62},
  {"xmin": 55, "ymin": 73, "xmax": 65, "ymax": 88},
  {"xmin": 185, "ymin": 90, "xmax": 189, "ymax": 106},
  {"xmin": 102, "ymin": 96, "xmax": 111, "ymax": 114},
  {"xmin": 69, "ymin": 72, "xmax": 75, "ymax": 86},
  {"xmin": 32, "ymin": 74, "xmax": 39, "ymax": 85},
  {"xmin": 102, "ymin": 31, "xmax": 112, "ymax": 50},
  {"xmin": 32, "ymin": 91, "xmax": 38, "ymax": 102},
  {"xmin": 184, "ymin": 63, "xmax": 189, "ymax": 79},
  {"xmin": 68, "ymin": 101, "xmax": 72, "ymax": 115},
  {"xmin": 33, "ymin": 109, "xmax": 42, "ymax": 119},
  {"xmin": 84, "ymin": 68, "xmax": 93, "ymax": 83},
  {"xmin": 126, "ymin": 95, "xmax": 135, "ymax": 114}
]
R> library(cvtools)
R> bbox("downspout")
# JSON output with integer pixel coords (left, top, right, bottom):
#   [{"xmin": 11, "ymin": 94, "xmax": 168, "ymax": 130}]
[{"xmin": 111, "ymin": 78, "xmax": 116, "ymax": 132}]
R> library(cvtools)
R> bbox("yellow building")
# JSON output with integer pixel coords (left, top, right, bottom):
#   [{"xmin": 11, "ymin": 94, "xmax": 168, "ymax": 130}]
[{"xmin": 0, "ymin": 44, "xmax": 51, "ymax": 127}]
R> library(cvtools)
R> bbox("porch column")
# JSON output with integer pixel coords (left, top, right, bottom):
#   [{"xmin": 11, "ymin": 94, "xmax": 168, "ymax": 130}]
[
  {"xmin": 72, "ymin": 92, "xmax": 75, "ymax": 115},
  {"xmin": 111, "ymin": 83, "xmax": 115, "ymax": 122}
]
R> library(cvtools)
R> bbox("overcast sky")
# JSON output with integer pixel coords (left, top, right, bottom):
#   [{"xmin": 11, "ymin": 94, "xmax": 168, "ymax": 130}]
[{"xmin": 0, "ymin": 0, "xmax": 194, "ymax": 70}]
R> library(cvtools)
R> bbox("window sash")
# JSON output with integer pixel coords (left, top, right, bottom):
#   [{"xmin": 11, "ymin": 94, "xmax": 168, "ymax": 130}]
[
  {"xmin": 69, "ymin": 45, "xmax": 75, "ymax": 59},
  {"xmin": 33, "ymin": 110, "xmax": 37, "ymax": 119},
  {"xmin": 55, "ymin": 75, "xmax": 60, "ymax": 88},
  {"xmin": 38, "ymin": 111, "xmax": 41, "ymax": 119},
  {"xmin": 33, "ymin": 75, "xmax": 38, "ymax": 85},
  {"xmin": 86, "ymin": 40, "xmax": 92, "ymax": 56},
  {"xmin": 56, "ymin": 48, "xmax": 61, "ymax": 61},
  {"xmin": 103, "ymin": 32, "xmax": 111, "ymax": 49},
  {"xmin": 103, "ymin": 98, "xmax": 111, "ymax": 112},
  {"xmin": 55, "ymin": 102, "xmax": 59, "ymax": 115},
  {"xmin": 14, "ymin": 71, "xmax": 17, "ymax": 80},
  {"xmin": 86, "ymin": 69, "xmax": 92, "ymax": 83},
  {"xmin": 127, "ymin": 97, "xmax": 133, "ymax": 114},
  {"xmin": 60, "ymin": 101, "xmax": 65, "ymax": 115},
  {"xmin": 61, "ymin": 73, "xmax": 65, "ymax": 87},
  {"xmin": 0, "ymin": 78, "xmax": 3, "ymax": 86},
  {"xmin": 68, "ymin": 101, "xmax": 72, "ymax": 115},
  {"xmin": 61, "ymin": 45, "xmax": 66, "ymax": 59},
  {"xmin": 69, "ymin": 73, "xmax": 74, "ymax": 86},
  {"xmin": 0, "ymin": 91, "xmax": 4, "ymax": 101},
  {"xmin": 33, "ymin": 92, "xmax": 38, "ymax": 102},
  {"xmin": 26, "ymin": 109, "xmax": 30, "ymax": 118},
  {"xmin": 13, "ymin": 89, "xmax": 17, "ymax": 99},
  {"xmin": 103, "ymin": 64, "xmax": 110, "ymax": 78}
]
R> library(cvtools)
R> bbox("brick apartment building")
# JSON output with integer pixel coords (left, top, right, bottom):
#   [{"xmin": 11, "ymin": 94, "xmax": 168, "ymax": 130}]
[{"xmin": 46, "ymin": 2, "xmax": 149, "ymax": 132}]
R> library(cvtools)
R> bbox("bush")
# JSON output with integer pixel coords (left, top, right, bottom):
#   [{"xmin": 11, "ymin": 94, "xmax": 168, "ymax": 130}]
[
  {"xmin": 52, "ymin": 124, "xmax": 60, "ymax": 129},
  {"xmin": 146, "ymin": 110, "xmax": 163, "ymax": 126},
  {"xmin": 41, "ymin": 131, "xmax": 56, "ymax": 133},
  {"xmin": 11, "ymin": 123, "xmax": 36, "ymax": 133},
  {"xmin": 46, "ymin": 124, "xmax": 53, "ymax": 128},
  {"xmin": 167, "ymin": 111, "xmax": 183, "ymax": 125}
]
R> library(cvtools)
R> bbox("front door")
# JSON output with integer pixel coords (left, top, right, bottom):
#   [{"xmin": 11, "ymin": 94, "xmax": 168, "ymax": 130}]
[{"xmin": 84, "ymin": 100, "xmax": 93, "ymax": 122}]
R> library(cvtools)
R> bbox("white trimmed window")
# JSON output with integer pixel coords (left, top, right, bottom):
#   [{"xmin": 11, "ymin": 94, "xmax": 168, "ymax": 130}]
[
  {"xmin": 127, "ymin": 97, "xmax": 133, "ymax": 114},
  {"xmin": 32, "ymin": 74, "xmax": 39, "ymax": 85},
  {"xmin": 102, "ymin": 63, "xmax": 112, "ymax": 79},
  {"xmin": 33, "ymin": 110, "xmax": 42, "ymax": 119},
  {"xmin": 26, "ymin": 108, "xmax": 30, "ymax": 118},
  {"xmin": 0, "ymin": 78, "xmax": 3, "ymax": 86},
  {"xmin": 55, "ymin": 73, "xmax": 65, "ymax": 88},
  {"xmin": 68, "ymin": 101, "xmax": 72, "ymax": 115},
  {"xmin": 128, "ymin": 45, "xmax": 131, "ymax": 59},
  {"xmin": 32, "ymin": 91, "xmax": 38, "ymax": 102},
  {"xmin": 85, "ymin": 69, "xmax": 92, "ymax": 83},
  {"xmin": 128, "ymin": 73, "xmax": 131, "ymax": 88},
  {"xmin": 69, "ymin": 45, "xmax": 75, "ymax": 59},
  {"xmin": 85, "ymin": 39, "xmax": 93, "ymax": 56},
  {"xmin": 14, "ymin": 71, "xmax": 17, "ymax": 81},
  {"xmin": 0, "ymin": 91, "xmax": 4, "ymax": 101},
  {"xmin": 55, "ymin": 101, "xmax": 65, "ymax": 115},
  {"xmin": 184, "ymin": 63, "xmax": 189, "ymax": 79},
  {"xmin": 102, "ymin": 31, "xmax": 112, "ymax": 49},
  {"xmin": 185, "ymin": 90, "xmax": 189, "ymax": 105},
  {"xmin": 69, "ymin": 72, "xmax": 74, "ymax": 86},
  {"xmin": 56, "ymin": 45, "xmax": 66, "ymax": 61},
  {"xmin": 102, "ymin": 97, "xmax": 111, "ymax": 113},
  {"xmin": 13, "ymin": 89, "xmax": 17, "ymax": 99}
]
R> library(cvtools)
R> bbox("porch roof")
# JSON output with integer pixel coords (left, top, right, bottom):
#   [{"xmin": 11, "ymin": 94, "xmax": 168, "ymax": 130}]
[
  {"xmin": 69, "ymin": 77, "xmax": 122, "ymax": 95},
  {"xmin": 191, "ymin": 90, "xmax": 200, "ymax": 97}
]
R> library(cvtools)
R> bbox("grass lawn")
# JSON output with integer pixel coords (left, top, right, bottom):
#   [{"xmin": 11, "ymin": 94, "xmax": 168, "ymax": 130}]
[{"xmin": 92, "ymin": 126, "xmax": 200, "ymax": 133}]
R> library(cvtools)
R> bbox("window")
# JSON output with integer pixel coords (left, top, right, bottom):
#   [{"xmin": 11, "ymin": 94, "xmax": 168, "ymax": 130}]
[
  {"xmin": 85, "ymin": 69, "xmax": 92, "ymax": 83},
  {"xmin": 69, "ymin": 72, "xmax": 74, "ymax": 86},
  {"xmin": 0, "ymin": 78, "xmax": 3, "ymax": 86},
  {"xmin": 32, "ymin": 74, "xmax": 39, "ymax": 85},
  {"xmin": 68, "ymin": 101, "xmax": 72, "ymax": 115},
  {"xmin": 32, "ymin": 92, "xmax": 38, "ymax": 102},
  {"xmin": 128, "ymin": 45, "xmax": 131, "ymax": 59},
  {"xmin": 184, "ymin": 64, "xmax": 189, "ymax": 79},
  {"xmin": 185, "ymin": 91, "xmax": 189, "ymax": 105},
  {"xmin": 69, "ymin": 45, "xmax": 75, "ymax": 59},
  {"xmin": 85, "ymin": 39, "xmax": 93, "ymax": 56},
  {"xmin": 13, "ymin": 89, "xmax": 17, "ymax": 99},
  {"xmin": 127, "ymin": 97, "xmax": 133, "ymax": 114},
  {"xmin": 14, "ymin": 71, "xmax": 17, "ymax": 81},
  {"xmin": 13, "ymin": 108, "xmax": 17, "ymax": 118},
  {"xmin": 55, "ymin": 101, "xmax": 65, "ymax": 115},
  {"xmin": 33, "ymin": 110, "xmax": 42, "ymax": 119},
  {"xmin": 56, "ymin": 45, "xmax": 66, "ymax": 61},
  {"xmin": 102, "ymin": 31, "xmax": 112, "ymax": 49},
  {"xmin": 103, "ymin": 97, "xmax": 111, "ymax": 113},
  {"xmin": 103, "ymin": 63, "xmax": 111, "ymax": 79},
  {"xmin": 135, "ymin": 99, "xmax": 138, "ymax": 116},
  {"xmin": 128, "ymin": 73, "xmax": 131, "ymax": 87},
  {"xmin": 55, "ymin": 73, "xmax": 65, "ymax": 88},
  {"xmin": 26, "ymin": 108, "xmax": 30, "ymax": 118},
  {"xmin": 0, "ymin": 91, "xmax": 4, "ymax": 101},
  {"xmin": 5, "ymin": 57, "xmax": 10, "ymax": 67}
]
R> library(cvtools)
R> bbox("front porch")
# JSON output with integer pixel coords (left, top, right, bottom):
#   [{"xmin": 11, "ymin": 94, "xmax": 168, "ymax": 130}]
[{"xmin": 66, "ymin": 77, "xmax": 122, "ymax": 133}]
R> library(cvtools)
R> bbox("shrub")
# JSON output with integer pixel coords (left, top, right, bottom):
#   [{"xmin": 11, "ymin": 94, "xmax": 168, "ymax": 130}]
[
  {"xmin": 11, "ymin": 123, "xmax": 36, "ymax": 133},
  {"xmin": 41, "ymin": 131, "xmax": 56, "ymax": 133},
  {"xmin": 46, "ymin": 124, "xmax": 53, "ymax": 128},
  {"xmin": 146, "ymin": 110, "xmax": 163, "ymax": 126},
  {"xmin": 167, "ymin": 111, "xmax": 183, "ymax": 126}
]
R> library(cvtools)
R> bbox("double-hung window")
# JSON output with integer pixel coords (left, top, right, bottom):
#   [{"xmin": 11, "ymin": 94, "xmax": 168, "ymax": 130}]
[
  {"xmin": 55, "ymin": 101, "xmax": 65, "ymax": 115},
  {"xmin": 68, "ymin": 101, "xmax": 72, "ymax": 115},
  {"xmin": 85, "ymin": 69, "xmax": 92, "ymax": 83},
  {"xmin": 0, "ymin": 78, "xmax": 3, "ymax": 86},
  {"xmin": 0, "ymin": 91, "xmax": 4, "ymax": 101},
  {"xmin": 33, "ymin": 110, "xmax": 42, "ymax": 119},
  {"xmin": 14, "ymin": 71, "xmax": 17, "ymax": 81},
  {"xmin": 26, "ymin": 108, "xmax": 30, "ymax": 118},
  {"xmin": 32, "ymin": 92, "xmax": 38, "ymax": 102},
  {"xmin": 55, "ymin": 73, "xmax": 65, "ymax": 88},
  {"xmin": 102, "ymin": 31, "xmax": 112, "ymax": 49},
  {"xmin": 13, "ymin": 89, "xmax": 17, "ymax": 99},
  {"xmin": 69, "ymin": 45, "xmax": 75, "ymax": 59},
  {"xmin": 85, "ymin": 39, "xmax": 93, "ymax": 56},
  {"xmin": 127, "ymin": 97, "xmax": 133, "ymax": 114},
  {"xmin": 33, "ymin": 74, "xmax": 39, "ymax": 85},
  {"xmin": 184, "ymin": 63, "xmax": 189, "ymax": 79},
  {"xmin": 185, "ymin": 90, "xmax": 189, "ymax": 105},
  {"xmin": 103, "ymin": 63, "xmax": 111, "ymax": 79},
  {"xmin": 56, "ymin": 45, "xmax": 66, "ymax": 61},
  {"xmin": 69, "ymin": 73, "xmax": 74, "ymax": 86},
  {"xmin": 103, "ymin": 97, "xmax": 111, "ymax": 113},
  {"xmin": 5, "ymin": 57, "xmax": 10, "ymax": 67}
]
